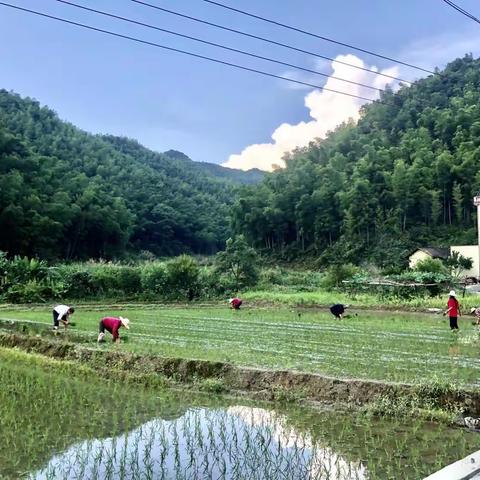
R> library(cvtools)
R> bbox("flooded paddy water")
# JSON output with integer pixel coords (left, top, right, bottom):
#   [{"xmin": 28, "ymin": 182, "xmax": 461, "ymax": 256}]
[{"xmin": 1, "ymin": 348, "xmax": 480, "ymax": 480}]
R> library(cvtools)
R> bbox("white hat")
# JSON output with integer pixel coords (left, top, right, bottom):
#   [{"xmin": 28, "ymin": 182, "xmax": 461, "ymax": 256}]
[
  {"xmin": 448, "ymin": 290, "xmax": 456, "ymax": 297},
  {"xmin": 228, "ymin": 298, "xmax": 234, "ymax": 303},
  {"xmin": 471, "ymin": 307, "xmax": 477, "ymax": 314},
  {"xmin": 119, "ymin": 316, "xmax": 130, "ymax": 329}
]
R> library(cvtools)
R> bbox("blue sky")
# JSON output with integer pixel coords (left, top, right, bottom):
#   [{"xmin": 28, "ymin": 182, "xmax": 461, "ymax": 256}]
[{"xmin": 1, "ymin": 0, "xmax": 479, "ymax": 169}]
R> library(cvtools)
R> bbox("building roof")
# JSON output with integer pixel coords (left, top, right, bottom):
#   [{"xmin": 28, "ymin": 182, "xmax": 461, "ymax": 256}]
[{"xmin": 411, "ymin": 247, "xmax": 450, "ymax": 259}]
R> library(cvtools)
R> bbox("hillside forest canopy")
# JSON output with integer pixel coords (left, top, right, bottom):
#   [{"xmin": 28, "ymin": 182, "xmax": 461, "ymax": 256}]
[
  {"xmin": 0, "ymin": 89, "xmax": 263, "ymax": 260},
  {"xmin": 232, "ymin": 55, "xmax": 480, "ymax": 269},
  {"xmin": 0, "ymin": 55, "xmax": 479, "ymax": 268}
]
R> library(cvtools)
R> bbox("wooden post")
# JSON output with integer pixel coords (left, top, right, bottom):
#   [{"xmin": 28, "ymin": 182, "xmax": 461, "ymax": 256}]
[{"xmin": 474, "ymin": 195, "xmax": 480, "ymax": 280}]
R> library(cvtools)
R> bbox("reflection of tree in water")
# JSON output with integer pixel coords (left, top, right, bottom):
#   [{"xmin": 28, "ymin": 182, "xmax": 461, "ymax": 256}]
[{"xmin": 32, "ymin": 406, "xmax": 367, "ymax": 480}]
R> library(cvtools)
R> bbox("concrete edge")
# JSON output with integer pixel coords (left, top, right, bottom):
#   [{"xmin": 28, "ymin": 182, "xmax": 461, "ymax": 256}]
[{"xmin": 423, "ymin": 450, "xmax": 480, "ymax": 480}]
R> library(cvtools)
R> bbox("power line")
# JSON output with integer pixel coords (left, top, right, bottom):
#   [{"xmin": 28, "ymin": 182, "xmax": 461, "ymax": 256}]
[
  {"xmin": 130, "ymin": 0, "xmax": 413, "ymax": 85},
  {"xmin": 0, "ymin": 2, "xmax": 380, "ymax": 103},
  {"xmin": 441, "ymin": 0, "xmax": 480, "ymax": 24},
  {"xmin": 201, "ymin": 0, "xmax": 436, "ymax": 75},
  {"xmin": 54, "ymin": 0, "xmax": 383, "ymax": 93}
]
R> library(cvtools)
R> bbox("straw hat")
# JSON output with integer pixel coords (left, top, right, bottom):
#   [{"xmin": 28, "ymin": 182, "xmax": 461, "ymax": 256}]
[
  {"xmin": 119, "ymin": 316, "xmax": 130, "ymax": 329},
  {"xmin": 448, "ymin": 290, "xmax": 456, "ymax": 297}
]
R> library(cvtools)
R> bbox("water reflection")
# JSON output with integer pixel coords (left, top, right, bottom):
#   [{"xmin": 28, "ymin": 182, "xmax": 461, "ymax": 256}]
[{"xmin": 31, "ymin": 406, "xmax": 367, "ymax": 480}]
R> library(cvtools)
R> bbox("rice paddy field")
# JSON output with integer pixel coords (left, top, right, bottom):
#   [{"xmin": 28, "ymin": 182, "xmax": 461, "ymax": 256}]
[
  {"xmin": 0, "ymin": 304, "xmax": 479, "ymax": 386},
  {"xmin": 2, "ymin": 347, "xmax": 480, "ymax": 480}
]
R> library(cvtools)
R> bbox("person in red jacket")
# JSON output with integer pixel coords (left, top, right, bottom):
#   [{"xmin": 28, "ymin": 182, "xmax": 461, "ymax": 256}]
[
  {"xmin": 97, "ymin": 316, "xmax": 130, "ymax": 343},
  {"xmin": 229, "ymin": 297, "xmax": 242, "ymax": 310},
  {"xmin": 444, "ymin": 290, "xmax": 461, "ymax": 330}
]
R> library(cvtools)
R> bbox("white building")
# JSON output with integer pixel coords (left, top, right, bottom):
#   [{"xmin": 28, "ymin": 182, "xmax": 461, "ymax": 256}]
[
  {"xmin": 450, "ymin": 245, "xmax": 480, "ymax": 278},
  {"xmin": 408, "ymin": 247, "xmax": 450, "ymax": 269}
]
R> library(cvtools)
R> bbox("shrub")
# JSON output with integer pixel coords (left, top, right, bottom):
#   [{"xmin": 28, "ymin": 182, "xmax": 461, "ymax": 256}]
[
  {"xmin": 5, "ymin": 279, "xmax": 55, "ymax": 303},
  {"xmin": 116, "ymin": 266, "xmax": 141, "ymax": 295},
  {"xmin": 90, "ymin": 264, "xmax": 122, "ymax": 295},
  {"xmin": 414, "ymin": 258, "xmax": 448, "ymax": 274},
  {"xmin": 60, "ymin": 267, "xmax": 96, "ymax": 298},
  {"xmin": 164, "ymin": 255, "xmax": 200, "ymax": 300},
  {"xmin": 321, "ymin": 263, "xmax": 359, "ymax": 290},
  {"xmin": 140, "ymin": 262, "xmax": 167, "ymax": 297}
]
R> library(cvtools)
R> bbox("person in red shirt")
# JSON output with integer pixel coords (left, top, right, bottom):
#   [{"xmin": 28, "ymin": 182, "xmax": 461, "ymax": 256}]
[
  {"xmin": 229, "ymin": 298, "xmax": 242, "ymax": 310},
  {"xmin": 444, "ymin": 290, "xmax": 461, "ymax": 330},
  {"xmin": 97, "ymin": 316, "xmax": 130, "ymax": 343}
]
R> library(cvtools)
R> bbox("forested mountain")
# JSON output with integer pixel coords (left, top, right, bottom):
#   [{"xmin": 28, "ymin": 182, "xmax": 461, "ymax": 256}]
[
  {"xmin": 0, "ymin": 89, "xmax": 261, "ymax": 259},
  {"xmin": 232, "ymin": 55, "xmax": 480, "ymax": 269},
  {"xmin": 163, "ymin": 150, "xmax": 265, "ymax": 185}
]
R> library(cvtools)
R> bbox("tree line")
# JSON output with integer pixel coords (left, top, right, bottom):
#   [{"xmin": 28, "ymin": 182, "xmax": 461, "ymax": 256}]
[
  {"xmin": 0, "ymin": 89, "xmax": 261, "ymax": 260},
  {"xmin": 232, "ymin": 55, "xmax": 480, "ymax": 269}
]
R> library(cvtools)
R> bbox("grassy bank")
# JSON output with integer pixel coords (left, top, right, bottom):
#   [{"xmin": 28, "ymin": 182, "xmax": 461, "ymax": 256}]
[
  {"xmin": 242, "ymin": 289, "xmax": 480, "ymax": 310},
  {"xmin": 0, "ymin": 305, "xmax": 479, "ymax": 387}
]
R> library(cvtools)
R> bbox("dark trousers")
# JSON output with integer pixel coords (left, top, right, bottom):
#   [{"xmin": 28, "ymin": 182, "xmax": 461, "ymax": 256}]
[
  {"xmin": 53, "ymin": 310, "xmax": 60, "ymax": 327},
  {"xmin": 99, "ymin": 320, "xmax": 105, "ymax": 333},
  {"xmin": 449, "ymin": 316, "xmax": 458, "ymax": 330}
]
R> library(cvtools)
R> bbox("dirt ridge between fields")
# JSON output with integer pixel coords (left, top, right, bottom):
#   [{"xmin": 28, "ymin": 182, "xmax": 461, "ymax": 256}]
[{"xmin": 1, "ymin": 331, "xmax": 479, "ymax": 415}]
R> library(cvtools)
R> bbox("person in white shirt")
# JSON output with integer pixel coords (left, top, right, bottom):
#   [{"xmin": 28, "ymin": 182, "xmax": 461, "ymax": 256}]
[
  {"xmin": 471, "ymin": 307, "xmax": 480, "ymax": 326},
  {"xmin": 52, "ymin": 304, "xmax": 75, "ymax": 330}
]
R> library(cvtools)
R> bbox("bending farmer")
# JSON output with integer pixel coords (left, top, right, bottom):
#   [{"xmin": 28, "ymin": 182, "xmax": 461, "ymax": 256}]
[
  {"xmin": 471, "ymin": 307, "xmax": 480, "ymax": 326},
  {"xmin": 52, "ymin": 304, "xmax": 75, "ymax": 330},
  {"xmin": 98, "ymin": 316, "xmax": 130, "ymax": 343},
  {"xmin": 330, "ymin": 304, "xmax": 349, "ymax": 319},
  {"xmin": 444, "ymin": 290, "xmax": 461, "ymax": 330},
  {"xmin": 229, "ymin": 298, "xmax": 242, "ymax": 310}
]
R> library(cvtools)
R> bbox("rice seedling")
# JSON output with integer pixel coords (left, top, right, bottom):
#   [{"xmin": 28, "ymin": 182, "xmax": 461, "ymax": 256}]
[
  {"xmin": 2, "ymin": 313, "xmax": 480, "ymax": 479},
  {"xmin": 1, "ymin": 305, "xmax": 479, "ymax": 386}
]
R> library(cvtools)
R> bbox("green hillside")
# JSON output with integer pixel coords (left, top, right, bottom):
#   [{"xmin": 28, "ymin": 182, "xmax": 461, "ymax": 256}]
[
  {"xmin": 232, "ymin": 55, "xmax": 480, "ymax": 268},
  {"xmin": 0, "ymin": 89, "xmax": 260, "ymax": 259},
  {"xmin": 163, "ymin": 150, "xmax": 265, "ymax": 185}
]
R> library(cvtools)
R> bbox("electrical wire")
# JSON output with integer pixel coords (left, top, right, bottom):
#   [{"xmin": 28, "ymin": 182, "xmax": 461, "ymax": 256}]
[
  {"xmin": 201, "ymin": 0, "xmax": 436, "ymax": 74},
  {"xmin": 130, "ymin": 0, "xmax": 413, "ymax": 85},
  {"xmin": 0, "ymin": 1, "xmax": 381, "ymax": 103},
  {"xmin": 441, "ymin": 0, "xmax": 480, "ymax": 24},
  {"xmin": 54, "ymin": 0, "xmax": 384, "ymax": 93}
]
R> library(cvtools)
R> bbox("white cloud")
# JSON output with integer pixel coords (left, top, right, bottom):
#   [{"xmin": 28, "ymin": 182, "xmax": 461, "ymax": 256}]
[
  {"xmin": 222, "ymin": 26, "xmax": 480, "ymax": 172},
  {"xmin": 399, "ymin": 27, "xmax": 480, "ymax": 76},
  {"xmin": 279, "ymin": 58, "xmax": 333, "ymax": 90},
  {"xmin": 222, "ymin": 54, "xmax": 398, "ymax": 171}
]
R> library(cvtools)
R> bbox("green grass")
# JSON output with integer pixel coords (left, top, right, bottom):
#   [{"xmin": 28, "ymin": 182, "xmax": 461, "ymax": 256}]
[
  {"xmin": 243, "ymin": 289, "xmax": 480, "ymax": 310},
  {"xmin": 0, "ymin": 304, "xmax": 479, "ymax": 387}
]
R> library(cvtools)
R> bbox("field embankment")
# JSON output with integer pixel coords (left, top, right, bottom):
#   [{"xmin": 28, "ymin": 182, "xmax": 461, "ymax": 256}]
[
  {"xmin": 1, "ymin": 331, "xmax": 480, "ymax": 417},
  {"xmin": 0, "ymin": 325, "xmax": 479, "ymax": 419},
  {"xmin": 1, "ymin": 305, "xmax": 479, "ymax": 386}
]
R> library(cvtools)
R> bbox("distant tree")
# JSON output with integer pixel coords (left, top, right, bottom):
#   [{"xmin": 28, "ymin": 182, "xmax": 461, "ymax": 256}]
[
  {"xmin": 452, "ymin": 182, "xmax": 463, "ymax": 224},
  {"xmin": 214, "ymin": 235, "xmax": 259, "ymax": 291},
  {"xmin": 444, "ymin": 252, "xmax": 473, "ymax": 278}
]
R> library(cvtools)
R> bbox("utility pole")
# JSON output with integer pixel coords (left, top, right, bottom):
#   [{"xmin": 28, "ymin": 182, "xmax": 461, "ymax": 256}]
[{"xmin": 474, "ymin": 193, "xmax": 480, "ymax": 279}]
